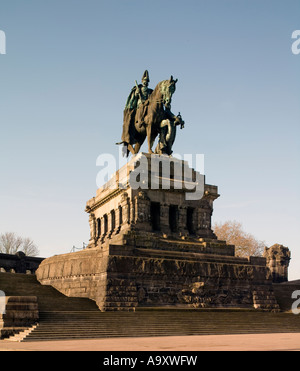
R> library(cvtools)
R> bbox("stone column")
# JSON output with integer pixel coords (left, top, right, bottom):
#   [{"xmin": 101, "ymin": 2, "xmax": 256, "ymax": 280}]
[
  {"xmin": 195, "ymin": 202, "xmax": 215, "ymax": 238},
  {"xmin": 107, "ymin": 212, "xmax": 113, "ymax": 238},
  {"xmin": 178, "ymin": 206, "xmax": 188, "ymax": 237},
  {"xmin": 115, "ymin": 206, "xmax": 122, "ymax": 234},
  {"xmin": 88, "ymin": 213, "xmax": 96, "ymax": 247},
  {"xmin": 119, "ymin": 192, "xmax": 130, "ymax": 233},
  {"xmin": 134, "ymin": 191, "xmax": 152, "ymax": 232},
  {"xmin": 94, "ymin": 217, "xmax": 101, "ymax": 246},
  {"xmin": 160, "ymin": 203, "xmax": 171, "ymax": 235},
  {"xmin": 100, "ymin": 214, "xmax": 108, "ymax": 243},
  {"xmin": 130, "ymin": 198, "xmax": 135, "ymax": 226}
]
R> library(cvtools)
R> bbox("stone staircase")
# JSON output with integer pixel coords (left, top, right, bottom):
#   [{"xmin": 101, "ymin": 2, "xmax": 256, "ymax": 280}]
[
  {"xmin": 7, "ymin": 309, "xmax": 300, "ymax": 342},
  {"xmin": 5, "ymin": 324, "xmax": 39, "ymax": 342},
  {"xmin": 2, "ymin": 272, "xmax": 300, "ymax": 342}
]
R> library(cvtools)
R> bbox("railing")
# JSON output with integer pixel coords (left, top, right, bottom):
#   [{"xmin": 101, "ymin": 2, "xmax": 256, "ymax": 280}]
[{"xmin": 70, "ymin": 243, "xmax": 88, "ymax": 253}]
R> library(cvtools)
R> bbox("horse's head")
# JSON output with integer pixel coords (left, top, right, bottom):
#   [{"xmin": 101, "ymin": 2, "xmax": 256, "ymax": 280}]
[{"xmin": 160, "ymin": 76, "xmax": 178, "ymax": 109}]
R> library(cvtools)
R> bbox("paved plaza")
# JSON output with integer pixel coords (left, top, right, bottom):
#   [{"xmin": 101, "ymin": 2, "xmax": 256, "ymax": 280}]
[{"xmin": 0, "ymin": 333, "xmax": 300, "ymax": 351}]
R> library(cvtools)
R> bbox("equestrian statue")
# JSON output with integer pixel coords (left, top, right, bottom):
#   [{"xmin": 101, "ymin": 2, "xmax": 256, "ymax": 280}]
[{"xmin": 117, "ymin": 70, "xmax": 184, "ymax": 157}]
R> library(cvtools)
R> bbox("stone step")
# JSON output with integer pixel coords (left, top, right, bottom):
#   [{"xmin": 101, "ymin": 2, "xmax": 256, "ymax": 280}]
[
  {"xmin": 19, "ymin": 310, "xmax": 300, "ymax": 342},
  {"xmin": 6, "ymin": 324, "xmax": 38, "ymax": 342}
]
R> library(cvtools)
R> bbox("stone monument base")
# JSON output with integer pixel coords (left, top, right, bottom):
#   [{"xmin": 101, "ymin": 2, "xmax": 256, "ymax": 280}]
[
  {"xmin": 36, "ymin": 155, "xmax": 282, "ymax": 312},
  {"xmin": 36, "ymin": 231, "xmax": 280, "ymax": 312}
]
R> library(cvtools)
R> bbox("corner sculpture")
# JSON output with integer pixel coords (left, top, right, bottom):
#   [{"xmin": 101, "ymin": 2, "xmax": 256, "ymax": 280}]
[{"xmin": 117, "ymin": 70, "xmax": 185, "ymax": 157}]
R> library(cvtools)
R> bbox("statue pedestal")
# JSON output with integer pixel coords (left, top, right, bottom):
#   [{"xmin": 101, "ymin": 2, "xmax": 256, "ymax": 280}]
[{"xmin": 36, "ymin": 154, "xmax": 280, "ymax": 311}]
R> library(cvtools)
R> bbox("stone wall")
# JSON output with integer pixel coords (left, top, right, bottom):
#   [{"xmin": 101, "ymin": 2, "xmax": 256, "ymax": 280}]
[
  {"xmin": 36, "ymin": 233, "xmax": 280, "ymax": 312},
  {"xmin": 0, "ymin": 296, "xmax": 39, "ymax": 338},
  {"xmin": 0, "ymin": 252, "xmax": 44, "ymax": 274},
  {"xmin": 36, "ymin": 248, "xmax": 109, "ymax": 304}
]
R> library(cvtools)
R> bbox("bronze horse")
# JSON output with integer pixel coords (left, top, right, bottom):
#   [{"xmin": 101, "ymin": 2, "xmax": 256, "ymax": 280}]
[{"xmin": 119, "ymin": 76, "xmax": 181, "ymax": 156}]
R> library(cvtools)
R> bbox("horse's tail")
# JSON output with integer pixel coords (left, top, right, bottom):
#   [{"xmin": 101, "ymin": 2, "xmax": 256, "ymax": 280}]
[{"xmin": 116, "ymin": 141, "xmax": 130, "ymax": 157}]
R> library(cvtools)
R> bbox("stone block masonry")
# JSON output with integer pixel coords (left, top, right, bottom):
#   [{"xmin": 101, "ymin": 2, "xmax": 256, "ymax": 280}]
[
  {"xmin": 36, "ymin": 154, "xmax": 283, "ymax": 312},
  {"xmin": 36, "ymin": 232, "xmax": 280, "ymax": 312},
  {"xmin": 0, "ymin": 296, "xmax": 39, "ymax": 338}
]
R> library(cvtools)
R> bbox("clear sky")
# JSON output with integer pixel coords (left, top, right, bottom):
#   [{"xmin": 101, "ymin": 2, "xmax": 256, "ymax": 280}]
[{"xmin": 0, "ymin": 0, "xmax": 299, "ymax": 280}]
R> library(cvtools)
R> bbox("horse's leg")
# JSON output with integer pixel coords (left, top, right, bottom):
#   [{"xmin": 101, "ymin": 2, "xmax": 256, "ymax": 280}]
[
  {"xmin": 146, "ymin": 125, "xmax": 154, "ymax": 154},
  {"xmin": 133, "ymin": 142, "xmax": 141, "ymax": 154},
  {"xmin": 133, "ymin": 133, "xmax": 147, "ymax": 154},
  {"xmin": 127, "ymin": 144, "xmax": 135, "ymax": 155}
]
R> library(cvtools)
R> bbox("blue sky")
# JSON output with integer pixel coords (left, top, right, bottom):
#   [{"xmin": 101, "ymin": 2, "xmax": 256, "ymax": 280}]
[{"xmin": 0, "ymin": 0, "xmax": 299, "ymax": 280}]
